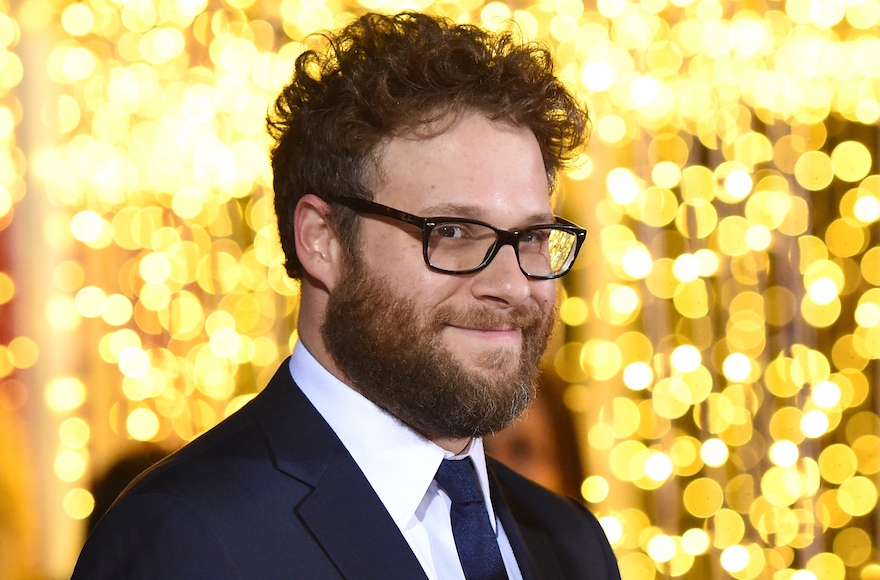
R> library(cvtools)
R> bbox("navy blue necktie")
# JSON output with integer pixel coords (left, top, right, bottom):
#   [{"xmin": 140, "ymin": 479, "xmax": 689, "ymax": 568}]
[{"xmin": 434, "ymin": 458, "xmax": 509, "ymax": 580}]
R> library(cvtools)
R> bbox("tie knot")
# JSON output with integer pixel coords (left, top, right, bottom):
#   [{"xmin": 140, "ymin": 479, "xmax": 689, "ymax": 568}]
[{"xmin": 435, "ymin": 458, "xmax": 484, "ymax": 504}]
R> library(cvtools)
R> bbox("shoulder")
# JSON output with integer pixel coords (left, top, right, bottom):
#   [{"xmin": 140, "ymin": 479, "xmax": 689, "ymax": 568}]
[
  {"xmin": 119, "ymin": 363, "xmax": 308, "ymax": 503},
  {"xmin": 122, "ymin": 400, "xmax": 267, "ymax": 500},
  {"xmin": 75, "ymin": 370, "xmax": 324, "ymax": 578},
  {"xmin": 87, "ymin": 399, "xmax": 288, "ymax": 542},
  {"xmin": 73, "ymin": 491, "xmax": 241, "ymax": 579}
]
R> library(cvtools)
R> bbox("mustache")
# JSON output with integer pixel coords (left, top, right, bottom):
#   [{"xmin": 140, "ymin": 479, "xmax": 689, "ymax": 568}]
[{"xmin": 431, "ymin": 303, "xmax": 547, "ymax": 331}]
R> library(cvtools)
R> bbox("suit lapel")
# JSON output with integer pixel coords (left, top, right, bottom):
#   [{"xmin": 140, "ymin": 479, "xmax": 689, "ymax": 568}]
[
  {"xmin": 488, "ymin": 462, "xmax": 565, "ymax": 580},
  {"xmin": 298, "ymin": 445, "xmax": 429, "ymax": 580},
  {"xmin": 249, "ymin": 361, "xmax": 428, "ymax": 580}
]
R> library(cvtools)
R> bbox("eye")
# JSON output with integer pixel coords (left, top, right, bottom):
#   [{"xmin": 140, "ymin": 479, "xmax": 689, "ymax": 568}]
[
  {"xmin": 522, "ymin": 229, "xmax": 551, "ymax": 245},
  {"xmin": 434, "ymin": 223, "xmax": 473, "ymax": 239}
]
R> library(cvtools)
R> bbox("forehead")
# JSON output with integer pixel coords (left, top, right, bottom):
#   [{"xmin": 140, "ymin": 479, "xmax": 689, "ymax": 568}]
[{"xmin": 370, "ymin": 112, "xmax": 554, "ymax": 224}]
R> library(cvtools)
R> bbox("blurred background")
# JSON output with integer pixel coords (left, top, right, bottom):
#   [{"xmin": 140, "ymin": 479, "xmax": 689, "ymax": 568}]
[{"xmin": 2, "ymin": 0, "xmax": 880, "ymax": 578}]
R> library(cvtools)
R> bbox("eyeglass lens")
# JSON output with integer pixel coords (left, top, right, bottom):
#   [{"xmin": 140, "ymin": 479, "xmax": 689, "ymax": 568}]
[{"xmin": 426, "ymin": 222, "xmax": 578, "ymax": 277}]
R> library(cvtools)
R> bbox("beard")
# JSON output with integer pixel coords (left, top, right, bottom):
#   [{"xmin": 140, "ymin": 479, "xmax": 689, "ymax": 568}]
[{"xmin": 321, "ymin": 253, "xmax": 555, "ymax": 440}]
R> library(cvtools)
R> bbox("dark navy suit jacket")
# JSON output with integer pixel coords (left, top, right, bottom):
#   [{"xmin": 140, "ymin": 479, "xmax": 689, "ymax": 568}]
[{"xmin": 72, "ymin": 361, "xmax": 620, "ymax": 579}]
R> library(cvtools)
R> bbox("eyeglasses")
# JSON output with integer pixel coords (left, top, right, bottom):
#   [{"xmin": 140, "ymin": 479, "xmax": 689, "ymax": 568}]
[{"xmin": 332, "ymin": 197, "xmax": 587, "ymax": 280}]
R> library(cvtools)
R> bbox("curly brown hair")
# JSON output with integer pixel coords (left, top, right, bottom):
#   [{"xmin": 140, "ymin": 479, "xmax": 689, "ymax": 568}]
[{"xmin": 268, "ymin": 11, "xmax": 590, "ymax": 280}]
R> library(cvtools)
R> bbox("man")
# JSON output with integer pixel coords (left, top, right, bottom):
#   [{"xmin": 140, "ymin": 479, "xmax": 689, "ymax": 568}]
[{"xmin": 73, "ymin": 12, "xmax": 619, "ymax": 579}]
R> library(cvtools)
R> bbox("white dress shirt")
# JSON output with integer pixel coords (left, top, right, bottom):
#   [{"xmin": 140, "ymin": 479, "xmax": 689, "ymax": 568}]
[{"xmin": 289, "ymin": 341, "xmax": 524, "ymax": 580}]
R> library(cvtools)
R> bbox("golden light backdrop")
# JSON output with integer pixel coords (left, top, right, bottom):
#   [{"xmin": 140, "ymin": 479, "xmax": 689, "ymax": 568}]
[{"xmin": 2, "ymin": 0, "xmax": 880, "ymax": 577}]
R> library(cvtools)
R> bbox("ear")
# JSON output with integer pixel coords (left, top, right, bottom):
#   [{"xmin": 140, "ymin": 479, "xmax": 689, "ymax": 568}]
[{"xmin": 294, "ymin": 194, "xmax": 342, "ymax": 290}]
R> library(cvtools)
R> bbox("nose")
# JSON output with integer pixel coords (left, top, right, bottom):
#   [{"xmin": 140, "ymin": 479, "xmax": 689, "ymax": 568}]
[{"xmin": 470, "ymin": 244, "xmax": 532, "ymax": 307}]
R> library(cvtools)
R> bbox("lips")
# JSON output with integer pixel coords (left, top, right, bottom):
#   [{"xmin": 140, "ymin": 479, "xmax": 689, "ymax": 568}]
[
  {"xmin": 445, "ymin": 325, "xmax": 523, "ymax": 346},
  {"xmin": 435, "ymin": 305, "xmax": 542, "ymax": 333},
  {"xmin": 448, "ymin": 324, "xmax": 519, "ymax": 332}
]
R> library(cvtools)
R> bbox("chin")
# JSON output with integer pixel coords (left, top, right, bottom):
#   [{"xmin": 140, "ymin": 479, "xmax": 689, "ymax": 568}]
[{"xmin": 469, "ymin": 348, "xmax": 522, "ymax": 373}]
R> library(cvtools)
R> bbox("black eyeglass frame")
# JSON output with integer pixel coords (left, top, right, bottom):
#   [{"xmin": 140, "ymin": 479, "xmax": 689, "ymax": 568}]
[{"xmin": 331, "ymin": 197, "xmax": 587, "ymax": 280}]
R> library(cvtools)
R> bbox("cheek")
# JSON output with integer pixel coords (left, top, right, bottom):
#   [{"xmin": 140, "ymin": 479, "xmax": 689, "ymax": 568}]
[
  {"xmin": 533, "ymin": 281, "xmax": 558, "ymax": 312},
  {"xmin": 412, "ymin": 273, "xmax": 467, "ymax": 307},
  {"xmin": 361, "ymin": 227, "xmax": 425, "ymax": 275},
  {"xmin": 361, "ymin": 232, "xmax": 460, "ymax": 303}
]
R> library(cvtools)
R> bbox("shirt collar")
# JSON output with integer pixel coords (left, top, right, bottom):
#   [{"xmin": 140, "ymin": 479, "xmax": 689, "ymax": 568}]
[{"xmin": 289, "ymin": 341, "xmax": 497, "ymax": 532}]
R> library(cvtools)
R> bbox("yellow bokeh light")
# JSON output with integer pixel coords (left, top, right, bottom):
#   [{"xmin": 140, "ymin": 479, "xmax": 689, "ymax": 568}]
[
  {"xmin": 646, "ymin": 534, "xmax": 676, "ymax": 563},
  {"xmin": 70, "ymin": 211, "xmax": 106, "ymax": 244},
  {"xmin": 480, "ymin": 2, "xmax": 512, "ymax": 29},
  {"xmin": 0, "ymin": 108, "xmax": 14, "ymax": 141},
  {"xmin": 61, "ymin": 47, "xmax": 96, "ymax": 81},
  {"xmin": 622, "ymin": 362, "xmax": 653, "ymax": 391},
  {"xmin": 683, "ymin": 477, "xmax": 724, "ymax": 517},
  {"xmin": 795, "ymin": 151, "xmax": 834, "ymax": 191},
  {"xmin": 838, "ymin": 476, "xmax": 878, "ymax": 516},
  {"xmin": 8, "ymin": 336, "xmax": 39, "ymax": 369},
  {"xmin": 597, "ymin": 0, "xmax": 626, "ymax": 18},
  {"xmin": 559, "ymin": 296, "xmax": 589, "ymax": 326},
  {"xmin": 630, "ymin": 75, "xmax": 661, "ymax": 107},
  {"xmin": 745, "ymin": 224, "xmax": 771, "ymax": 251},
  {"xmin": 61, "ymin": 4, "xmax": 94, "ymax": 36},
  {"xmin": 118, "ymin": 347, "xmax": 150, "ymax": 378},
  {"xmin": 724, "ymin": 170, "xmax": 753, "ymax": 201},
  {"xmin": 0, "ymin": 351, "xmax": 12, "ymax": 384},
  {"xmin": 672, "ymin": 253, "xmax": 701, "ymax": 282},
  {"xmin": 853, "ymin": 194, "xmax": 880, "ymax": 223},
  {"xmin": 831, "ymin": 141, "xmax": 872, "ymax": 182},
  {"xmin": 45, "ymin": 377, "xmax": 87, "ymax": 412},
  {"xmin": 621, "ymin": 245, "xmax": 653, "ymax": 279},
  {"xmin": 644, "ymin": 451, "xmax": 673, "ymax": 482},
  {"xmin": 652, "ymin": 161, "xmax": 681, "ymax": 189},
  {"xmin": 75, "ymin": 286, "xmax": 105, "ymax": 318},
  {"xmin": 608, "ymin": 285, "xmax": 639, "ymax": 316},
  {"xmin": 802, "ymin": 409, "xmax": 830, "ymax": 438},
  {"xmin": 807, "ymin": 277, "xmax": 839, "ymax": 305},
  {"xmin": 769, "ymin": 440, "xmax": 799, "ymax": 467},
  {"xmin": 54, "ymin": 449, "xmax": 87, "ymax": 482},
  {"xmin": 700, "ymin": 438, "xmax": 729, "ymax": 467},
  {"xmin": 0, "ymin": 272, "xmax": 14, "ymax": 305},
  {"xmin": 720, "ymin": 545, "xmax": 749, "ymax": 573},
  {"xmin": 806, "ymin": 553, "xmax": 846, "ymax": 580},
  {"xmin": 59, "ymin": 417, "xmax": 91, "ymax": 448},
  {"xmin": 694, "ymin": 249, "xmax": 719, "ymax": 276},
  {"xmin": 597, "ymin": 115, "xmax": 627, "ymax": 144},
  {"xmin": 63, "ymin": 488, "xmax": 95, "ymax": 520},
  {"xmin": 722, "ymin": 353, "xmax": 752, "ymax": 382},
  {"xmin": 681, "ymin": 528, "xmax": 709, "ymax": 556},
  {"xmin": 598, "ymin": 516, "xmax": 623, "ymax": 545},
  {"xmin": 811, "ymin": 381, "xmax": 841, "ymax": 408},
  {"xmin": 210, "ymin": 327, "xmax": 244, "ymax": 359},
  {"xmin": 670, "ymin": 344, "xmax": 701, "ymax": 373},
  {"xmin": 833, "ymin": 527, "xmax": 872, "ymax": 567},
  {"xmin": 855, "ymin": 302, "xmax": 880, "ymax": 327},
  {"xmin": 580, "ymin": 61, "xmax": 614, "ymax": 92},
  {"xmin": 581, "ymin": 475, "xmax": 609, "ymax": 503},
  {"xmin": 140, "ymin": 253, "xmax": 172, "ymax": 284},
  {"xmin": 818, "ymin": 444, "xmax": 858, "ymax": 484},
  {"xmin": 102, "ymin": 294, "xmax": 133, "ymax": 326},
  {"xmin": 126, "ymin": 407, "xmax": 160, "ymax": 441}
]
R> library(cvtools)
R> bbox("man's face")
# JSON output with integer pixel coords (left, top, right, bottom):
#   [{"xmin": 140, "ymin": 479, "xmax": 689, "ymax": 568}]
[{"xmin": 321, "ymin": 112, "xmax": 558, "ymax": 440}]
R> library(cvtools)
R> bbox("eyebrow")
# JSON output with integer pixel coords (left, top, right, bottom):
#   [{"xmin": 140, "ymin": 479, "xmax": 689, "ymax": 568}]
[{"xmin": 419, "ymin": 203, "xmax": 557, "ymax": 226}]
